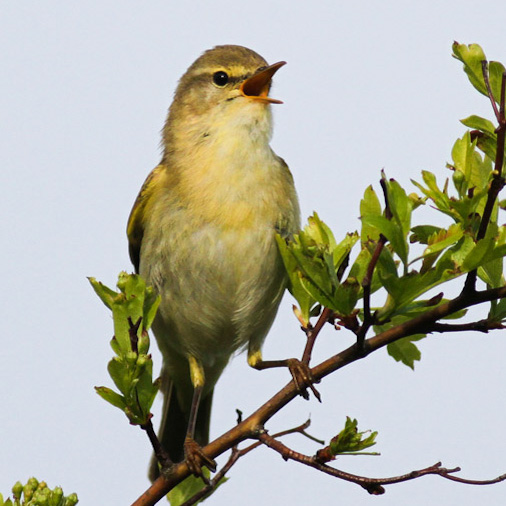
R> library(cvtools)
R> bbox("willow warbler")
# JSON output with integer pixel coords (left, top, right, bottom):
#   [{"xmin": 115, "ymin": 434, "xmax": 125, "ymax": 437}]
[{"xmin": 127, "ymin": 45, "xmax": 300, "ymax": 479}]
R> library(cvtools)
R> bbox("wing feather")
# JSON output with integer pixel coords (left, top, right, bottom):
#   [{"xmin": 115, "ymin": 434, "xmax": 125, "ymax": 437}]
[{"xmin": 126, "ymin": 165, "xmax": 164, "ymax": 272}]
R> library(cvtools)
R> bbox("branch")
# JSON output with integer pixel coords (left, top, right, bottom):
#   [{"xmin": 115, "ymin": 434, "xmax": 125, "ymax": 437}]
[
  {"xmin": 482, "ymin": 60, "xmax": 501, "ymax": 122},
  {"xmin": 428, "ymin": 319, "xmax": 504, "ymax": 333},
  {"xmin": 132, "ymin": 285, "xmax": 506, "ymax": 505},
  {"xmin": 140, "ymin": 419, "xmax": 172, "ymax": 470},
  {"xmin": 301, "ymin": 307, "xmax": 333, "ymax": 365},
  {"xmin": 257, "ymin": 430, "xmax": 506, "ymax": 494}
]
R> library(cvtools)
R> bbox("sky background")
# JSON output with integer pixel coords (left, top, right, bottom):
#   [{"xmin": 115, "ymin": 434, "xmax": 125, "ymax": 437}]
[{"xmin": 2, "ymin": 1, "xmax": 506, "ymax": 505}]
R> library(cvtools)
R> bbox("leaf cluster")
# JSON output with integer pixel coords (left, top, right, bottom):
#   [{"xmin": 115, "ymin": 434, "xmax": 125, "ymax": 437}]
[
  {"xmin": 89, "ymin": 272, "xmax": 160, "ymax": 425},
  {"xmin": 278, "ymin": 42, "xmax": 506, "ymax": 368},
  {"xmin": 315, "ymin": 417, "xmax": 378, "ymax": 463}
]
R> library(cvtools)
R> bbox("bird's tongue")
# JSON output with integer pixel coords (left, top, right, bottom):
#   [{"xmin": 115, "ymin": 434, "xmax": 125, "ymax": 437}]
[{"xmin": 240, "ymin": 61, "xmax": 286, "ymax": 104}]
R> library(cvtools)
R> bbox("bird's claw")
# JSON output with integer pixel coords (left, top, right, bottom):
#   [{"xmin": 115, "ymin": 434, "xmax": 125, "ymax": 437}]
[
  {"xmin": 184, "ymin": 437, "xmax": 217, "ymax": 480},
  {"xmin": 286, "ymin": 358, "xmax": 321, "ymax": 402}
]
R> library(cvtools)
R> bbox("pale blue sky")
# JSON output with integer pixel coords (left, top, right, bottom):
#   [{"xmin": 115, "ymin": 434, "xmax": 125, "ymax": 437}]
[{"xmin": 1, "ymin": 1, "xmax": 506, "ymax": 505}]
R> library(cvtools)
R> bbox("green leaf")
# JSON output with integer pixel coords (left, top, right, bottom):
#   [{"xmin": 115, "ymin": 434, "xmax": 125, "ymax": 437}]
[
  {"xmin": 451, "ymin": 131, "xmax": 491, "ymax": 199},
  {"xmin": 460, "ymin": 115, "xmax": 496, "ymax": 136},
  {"xmin": 452, "ymin": 42, "xmax": 489, "ymax": 98},
  {"xmin": 143, "ymin": 289, "xmax": 161, "ymax": 331},
  {"xmin": 107, "ymin": 357, "xmax": 131, "ymax": 396},
  {"xmin": 411, "ymin": 171, "xmax": 454, "ymax": 219},
  {"xmin": 489, "ymin": 60, "xmax": 506, "ymax": 105},
  {"xmin": 410, "ymin": 225, "xmax": 444, "ymax": 245},
  {"xmin": 452, "ymin": 42, "xmax": 505, "ymax": 104},
  {"xmin": 95, "ymin": 386, "xmax": 127, "ymax": 410},
  {"xmin": 135, "ymin": 360, "xmax": 160, "ymax": 417},
  {"xmin": 332, "ymin": 279, "xmax": 360, "ymax": 316},
  {"xmin": 346, "ymin": 246, "xmax": 384, "ymax": 299},
  {"xmin": 462, "ymin": 224, "xmax": 506, "ymax": 271},
  {"xmin": 478, "ymin": 256, "xmax": 504, "ymax": 288},
  {"xmin": 459, "ymin": 115, "xmax": 501, "ymax": 167},
  {"xmin": 411, "ymin": 223, "xmax": 464, "ymax": 272},
  {"xmin": 327, "ymin": 417, "xmax": 378, "ymax": 456},
  {"xmin": 386, "ymin": 335, "xmax": 424, "ymax": 369},
  {"xmin": 110, "ymin": 299, "xmax": 133, "ymax": 355},
  {"xmin": 167, "ymin": 469, "xmax": 227, "ymax": 506},
  {"xmin": 388, "ymin": 178, "xmax": 413, "ymax": 237},
  {"xmin": 362, "ymin": 214, "xmax": 408, "ymax": 267},
  {"xmin": 278, "ymin": 216, "xmax": 359, "ymax": 318},
  {"xmin": 360, "ymin": 185, "xmax": 382, "ymax": 244},
  {"xmin": 489, "ymin": 296, "xmax": 506, "ymax": 322},
  {"xmin": 88, "ymin": 277, "xmax": 118, "ymax": 310},
  {"xmin": 276, "ymin": 235, "xmax": 317, "ymax": 325}
]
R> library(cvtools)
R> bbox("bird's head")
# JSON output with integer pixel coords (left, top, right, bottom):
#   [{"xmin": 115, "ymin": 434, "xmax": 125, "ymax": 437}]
[{"xmin": 163, "ymin": 45, "xmax": 285, "ymax": 149}]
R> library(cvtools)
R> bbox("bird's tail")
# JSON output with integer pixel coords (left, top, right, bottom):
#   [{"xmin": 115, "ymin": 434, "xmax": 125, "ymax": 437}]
[{"xmin": 148, "ymin": 379, "xmax": 213, "ymax": 482}]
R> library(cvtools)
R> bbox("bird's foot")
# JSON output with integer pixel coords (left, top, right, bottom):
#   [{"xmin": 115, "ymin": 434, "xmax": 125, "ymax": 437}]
[
  {"xmin": 184, "ymin": 437, "xmax": 217, "ymax": 480},
  {"xmin": 286, "ymin": 358, "xmax": 321, "ymax": 402}
]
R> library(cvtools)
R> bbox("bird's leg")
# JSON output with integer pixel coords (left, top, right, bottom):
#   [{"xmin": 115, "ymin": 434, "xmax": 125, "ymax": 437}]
[
  {"xmin": 184, "ymin": 356, "xmax": 217, "ymax": 477},
  {"xmin": 247, "ymin": 349, "xmax": 321, "ymax": 402}
]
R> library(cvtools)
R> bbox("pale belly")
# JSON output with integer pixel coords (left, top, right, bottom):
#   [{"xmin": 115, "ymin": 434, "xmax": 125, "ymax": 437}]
[{"xmin": 141, "ymin": 220, "xmax": 286, "ymax": 368}]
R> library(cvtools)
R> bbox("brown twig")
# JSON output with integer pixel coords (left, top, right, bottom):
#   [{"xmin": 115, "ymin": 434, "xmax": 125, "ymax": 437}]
[
  {"xmin": 257, "ymin": 431, "xmax": 506, "ymax": 494},
  {"xmin": 428, "ymin": 319, "xmax": 504, "ymax": 333},
  {"xmin": 301, "ymin": 307, "xmax": 333, "ymax": 365},
  {"xmin": 140, "ymin": 419, "xmax": 172, "ymax": 470},
  {"xmin": 481, "ymin": 60, "xmax": 501, "ymax": 121}
]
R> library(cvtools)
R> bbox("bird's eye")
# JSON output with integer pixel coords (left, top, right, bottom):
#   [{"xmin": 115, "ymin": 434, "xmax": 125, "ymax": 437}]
[{"xmin": 212, "ymin": 71, "xmax": 229, "ymax": 87}]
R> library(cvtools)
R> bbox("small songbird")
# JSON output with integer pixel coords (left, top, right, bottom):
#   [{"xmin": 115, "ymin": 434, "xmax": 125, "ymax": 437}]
[{"xmin": 127, "ymin": 45, "xmax": 300, "ymax": 480}]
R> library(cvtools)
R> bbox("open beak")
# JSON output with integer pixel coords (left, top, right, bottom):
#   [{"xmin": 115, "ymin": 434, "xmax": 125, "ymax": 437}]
[{"xmin": 240, "ymin": 61, "xmax": 286, "ymax": 104}]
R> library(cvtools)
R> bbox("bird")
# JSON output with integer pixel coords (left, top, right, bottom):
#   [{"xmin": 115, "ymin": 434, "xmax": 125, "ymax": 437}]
[{"xmin": 127, "ymin": 44, "xmax": 300, "ymax": 480}]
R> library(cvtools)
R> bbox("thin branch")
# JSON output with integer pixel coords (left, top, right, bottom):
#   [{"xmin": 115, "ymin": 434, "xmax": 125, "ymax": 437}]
[
  {"xmin": 258, "ymin": 431, "xmax": 506, "ymax": 494},
  {"xmin": 179, "ymin": 419, "xmax": 319, "ymax": 506},
  {"xmin": 140, "ymin": 419, "xmax": 172, "ymax": 470},
  {"xmin": 178, "ymin": 448, "xmax": 241, "ymax": 506},
  {"xmin": 301, "ymin": 307, "xmax": 333, "ymax": 365},
  {"xmin": 429, "ymin": 319, "xmax": 504, "ymax": 333},
  {"xmin": 359, "ymin": 234, "xmax": 386, "ymax": 340},
  {"xmin": 442, "ymin": 472, "xmax": 506, "ymax": 485},
  {"xmin": 482, "ymin": 60, "xmax": 500, "ymax": 122}
]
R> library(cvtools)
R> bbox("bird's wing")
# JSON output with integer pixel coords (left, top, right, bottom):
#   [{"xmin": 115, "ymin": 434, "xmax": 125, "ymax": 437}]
[{"xmin": 127, "ymin": 165, "xmax": 164, "ymax": 273}]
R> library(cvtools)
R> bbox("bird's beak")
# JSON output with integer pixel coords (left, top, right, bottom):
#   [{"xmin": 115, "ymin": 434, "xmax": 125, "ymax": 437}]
[{"xmin": 240, "ymin": 61, "xmax": 286, "ymax": 104}]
